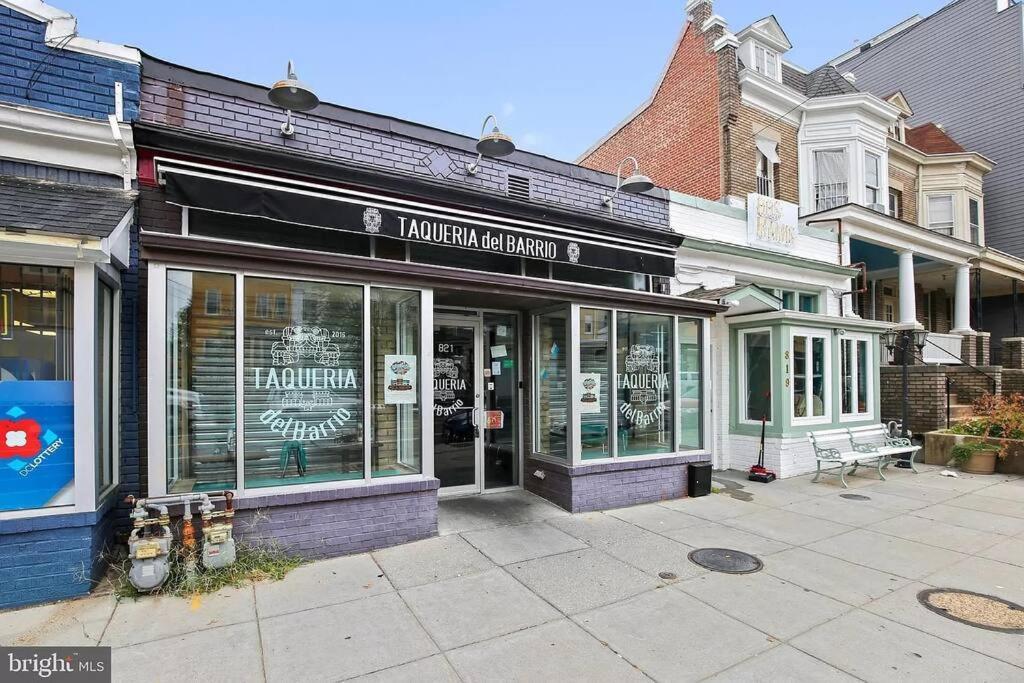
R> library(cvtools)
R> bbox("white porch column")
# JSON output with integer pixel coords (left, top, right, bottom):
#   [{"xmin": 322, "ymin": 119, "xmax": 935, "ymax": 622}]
[
  {"xmin": 952, "ymin": 263, "xmax": 973, "ymax": 334},
  {"xmin": 897, "ymin": 250, "xmax": 919, "ymax": 327}
]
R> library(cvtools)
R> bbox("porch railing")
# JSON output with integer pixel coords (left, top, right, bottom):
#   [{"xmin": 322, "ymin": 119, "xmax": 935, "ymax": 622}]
[
  {"xmin": 756, "ymin": 174, "xmax": 774, "ymax": 198},
  {"xmin": 813, "ymin": 182, "xmax": 848, "ymax": 211}
]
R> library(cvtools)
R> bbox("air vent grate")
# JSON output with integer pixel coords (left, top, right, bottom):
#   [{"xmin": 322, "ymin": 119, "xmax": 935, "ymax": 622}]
[{"xmin": 506, "ymin": 174, "xmax": 531, "ymax": 201}]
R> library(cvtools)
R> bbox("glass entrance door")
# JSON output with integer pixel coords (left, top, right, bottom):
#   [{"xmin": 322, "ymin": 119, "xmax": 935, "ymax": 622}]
[{"xmin": 433, "ymin": 318, "xmax": 481, "ymax": 492}]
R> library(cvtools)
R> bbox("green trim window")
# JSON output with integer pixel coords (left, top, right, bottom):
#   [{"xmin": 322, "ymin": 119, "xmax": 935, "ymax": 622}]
[
  {"xmin": 771, "ymin": 288, "xmax": 819, "ymax": 314},
  {"xmin": 678, "ymin": 318, "xmax": 702, "ymax": 450},
  {"xmin": 840, "ymin": 335, "xmax": 872, "ymax": 419},
  {"xmin": 740, "ymin": 329, "xmax": 772, "ymax": 424},
  {"xmin": 791, "ymin": 329, "xmax": 829, "ymax": 423}
]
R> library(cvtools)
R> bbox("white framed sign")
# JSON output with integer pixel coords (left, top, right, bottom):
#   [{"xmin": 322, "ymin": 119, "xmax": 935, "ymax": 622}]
[
  {"xmin": 385, "ymin": 355, "xmax": 417, "ymax": 405},
  {"xmin": 579, "ymin": 372, "xmax": 602, "ymax": 414}
]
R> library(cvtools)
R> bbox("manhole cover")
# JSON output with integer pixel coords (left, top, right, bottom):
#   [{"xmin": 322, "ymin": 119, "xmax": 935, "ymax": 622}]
[
  {"xmin": 839, "ymin": 493, "xmax": 871, "ymax": 501},
  {"xmin": 658, "ymin": 571, "xmax": 678, "ymax": 580},
  {"xmin": 688, "ymin": 548, "xmax": 763, "ymax": 574},
  {"xmin": 918, "ymin": 589, "xmax": 1024, "ymax": 633}
]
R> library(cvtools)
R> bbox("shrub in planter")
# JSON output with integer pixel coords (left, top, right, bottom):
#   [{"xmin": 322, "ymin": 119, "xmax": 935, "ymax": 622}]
[{"xmin": 950, "ymin": 441, "xmax": 1002, "ymax": 475}]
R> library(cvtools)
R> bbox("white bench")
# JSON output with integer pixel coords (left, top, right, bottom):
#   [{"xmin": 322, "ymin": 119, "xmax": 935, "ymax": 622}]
[{"xmin": 807, "ymin": 425, "xmax": 921, "ymax": 488}]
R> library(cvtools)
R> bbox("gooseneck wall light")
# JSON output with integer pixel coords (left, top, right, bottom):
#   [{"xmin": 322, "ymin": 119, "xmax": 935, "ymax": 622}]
[
  {"xmin": 602, "ymin": 156, "xmax": 655, "ymax": 213},
  {"xmin": 466, "ymin": 114, "xmax": 516, "ymax": 175},
  {"xmin": 267, "ymin": 60, "xmax": 320, "ymax": 137}
]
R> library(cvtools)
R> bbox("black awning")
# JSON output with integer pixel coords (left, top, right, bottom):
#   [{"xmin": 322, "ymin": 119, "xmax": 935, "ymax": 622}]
[{"xmin": 161, "ymin": 164, "xmax": 678, "ymax": 276}]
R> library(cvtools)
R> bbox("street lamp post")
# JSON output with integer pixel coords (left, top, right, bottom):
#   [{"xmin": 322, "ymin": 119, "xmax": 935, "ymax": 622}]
[{"xmin": 882, "ymin": 327, "xmax": 929, "ymax": 468}]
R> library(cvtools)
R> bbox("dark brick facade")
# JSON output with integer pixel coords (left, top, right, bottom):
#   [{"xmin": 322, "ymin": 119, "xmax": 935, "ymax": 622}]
[
  {"xmin": 524, "ymin": 455, "xmax": 709, "ymax": 513},
  {"xmin": 0, "ymin": 6, "xmax": 139, "ymax": 121},
  {"xmin": 233, "ymin": 480, "xmax": 439, "ymax": 558},
  {"xmin": 880, "ymin": 365, "xmax": 947, "ymax": 435}
]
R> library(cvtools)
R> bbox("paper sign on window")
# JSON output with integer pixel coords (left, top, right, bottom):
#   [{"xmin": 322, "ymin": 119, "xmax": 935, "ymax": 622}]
[
  {"xmin": 579, "ymin": 372, "xmax": 602, "ymax": 414},
  {"xmin": 385, "ymin": 355, "xmax": 417, "ymax": 405}
]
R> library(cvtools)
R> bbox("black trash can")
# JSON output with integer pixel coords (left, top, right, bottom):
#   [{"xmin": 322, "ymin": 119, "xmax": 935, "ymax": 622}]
[{"xmin": 688, "ymin": 462, "xmax": 712, "ymax": 498}]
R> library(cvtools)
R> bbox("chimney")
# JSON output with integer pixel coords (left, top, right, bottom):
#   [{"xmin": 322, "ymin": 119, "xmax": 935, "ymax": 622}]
[{"xmin": 686, "ymin": 0, "xmax": 713, "ymax": 26}]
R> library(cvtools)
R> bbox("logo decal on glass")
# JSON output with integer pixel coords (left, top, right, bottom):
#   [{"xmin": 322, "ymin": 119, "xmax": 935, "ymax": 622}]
[
  {"xmin": 363, "ymin": 207, "xmax": 382, "ymax": 233},
  {"xmin": 567, "ymin": 241, "xmax": 580, "ymax": 264},
  {"xmin": 433, "ymin": 357, "xmax": 466, "ymax": 416},
  {"xmin": 618, "ymin": 344, "xmax": 668, "ymax": 427}
]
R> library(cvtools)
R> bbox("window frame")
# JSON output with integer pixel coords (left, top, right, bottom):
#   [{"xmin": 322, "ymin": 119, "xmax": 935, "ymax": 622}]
[
  {"xmin": 969, "ymin": 196, "xmax": 982, "ymax": 245},
  {"xmin": 888, "ymin": 188, "xmax": 902, "ymax": 219},
  {"xmin": 738, "ymin": 327, "xmax": 774, "ymax": 427},
  {"xmin": 864, "ymin": 152, "xmax": 881, "ymax": 206},
  {"xmin": 839, "ymin": 332, "xmax": 874, "ymax": 422},
  {"xmin": 926, "ymin": 193, "xmax": 955, "ymax": 236},
  {"xmin": 147, "ymin": 263, "xmax": 434, "ymax": 500},
  {"xmin": 789, "ymin": 327, "xmax": 832, "ymax": 426},
  {"xmin": 754, "ymin": 44, "xmax": 779, "ymax": 80}
]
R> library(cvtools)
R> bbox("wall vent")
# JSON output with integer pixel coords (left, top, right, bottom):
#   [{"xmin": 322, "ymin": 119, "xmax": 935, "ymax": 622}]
[{"xmin": 506, "ymin": 174, "xmax": 531, "ymax": 201}]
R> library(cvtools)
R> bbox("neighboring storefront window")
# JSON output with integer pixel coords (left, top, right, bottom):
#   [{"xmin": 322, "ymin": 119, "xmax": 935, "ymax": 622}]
[
  {"xmin": 371, "ymin": 287, "xmax": 421, "ymax": 477},
  {"xmin": 741, "ymin": 329, "xmax": 772, "ymax": 423},
  {"xmin": 616, "ymin": 312, "xmax": 672, "ymax": 456},
  {"xmin": 579, "ymin": 308, "xmax": 611, "ymax": 460},
  {"xmin": 792, "ymin": 330, "xmax": 829, "ymax": 421},
  {"xmin": 0, "ymin": 264, "xmax": 75, "ymax": 512},
  {"xmin": 841, "ymin": 336, "xmax": 871, "ymax": 418},
  {"xmin": 678, "ymin": 318, "xmax": 702, "ymax": 450},
  {"xmin": 243, "ymin": 278, "xmax": 364, "ymax": 488},
  {"xmin": 535, "ymin": 311, "xmax": 567, "ymax": 459},
  {"xmin": 96, "ymin": 281, "xmax": 115, "ymax": 494},
  {"xmin": 167, "ymin": 270, "xmax": 237, "ymax": 492}
]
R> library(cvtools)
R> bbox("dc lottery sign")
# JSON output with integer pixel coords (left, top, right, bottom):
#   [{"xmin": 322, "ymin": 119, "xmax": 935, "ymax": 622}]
[{"xmin": 0, "ymin": 381, "xmax": 75, "ymax": 512}]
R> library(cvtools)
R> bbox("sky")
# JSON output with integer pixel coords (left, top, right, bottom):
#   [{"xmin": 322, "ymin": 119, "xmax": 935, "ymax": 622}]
[{"xmin": 55, "ymin": 0, "xmax": 949, "ymax": 162}]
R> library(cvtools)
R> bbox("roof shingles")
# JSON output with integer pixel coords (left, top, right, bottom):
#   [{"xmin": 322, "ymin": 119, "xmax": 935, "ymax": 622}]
[{"xmin": 0, "ymin": 176, "xmax": 136, "ymax": 238}]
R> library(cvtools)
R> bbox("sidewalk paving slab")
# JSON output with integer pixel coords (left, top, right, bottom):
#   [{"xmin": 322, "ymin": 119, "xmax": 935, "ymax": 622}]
[
  {"xmin": 724, "ymin": 508, "xmax": 854, "ymax": 546},
  {"xmin": 867, "ymin": 514, "xmax": 1008, "ymax": 554},
  {"xmin": 922, "ymin": 554, "xmax": 1024, "ymax": 605},
  {"xmin": 704, "ymin": 644, "xmax": 858, "ymax": 682},
  {"xmin": 864, "ymin": 481, "xmax": 963, "ymax": 504},
  {"xmin": 597, "ymin": 528, "xmax": 709, "ymax": 580},
  {"xmin": 781, "ymin": 494, "xmax": 901, "ymax": 527},
  {"xmin": 807, "ymin": 528, "xmax": 968, "ymax": 580},
  {"xmin": 399, "ymin": 568, "xmax": 559, "ymax": 650},
  {"xmin": 110, "ymin": 621, "xmax": 263, "ymax": 683},
  {"xmin": 676, "ymin": 571, "xmax": 851, "ymax": 640},
  {"xmin": 101, "ymin": 585, "xmax": 256, "ymax": 648},
  {"xmin": 979, "ymin": 536, "xmax": 1024, "ymax": 567},
  {"xmin": 545, "ymin": 510, "xmax": 643, "ymax": 549},
  {"xmin": 863, "ymin": 581, "xmax": 1024, "ymax": 670},
  {"xmin": 662, "ymin": 520, "xmax": 792, "ymax": 556},
  {"xmin": 790, "ymin": 609, "xmax": 1023, "ymax": 681},
  {"xmin": 446, "ymin": 619, "xmax": 648, "ymax": 683},
  {"xmin": 259, "ymin": 592, "xmax": 437, "ymax": 682},
  {"xmin": 974, "ymin": 480, "xmax": 1024, "ymax": 502},
  {"xmin": 505, "ymin": 547, "xmax": 659, "ymax": 615},
  {"xmin": 944, "ymin": 492, "xmax": 1024, "ymax": 519},
  {"xmin": 437, "ymin": 491, "xmax": 569, "ymax": 536},
  {"xmin": 371, "ymin": 534, "xmax": 495, "ymax": 589},
  {"xmin": 840, "ymin": 489, "xmax": 932, "ymax": 511},
  {"xmin": 461, "ymin": 521, "xmax": 585, "ymax": 565},
  {"xmin": 573, "ymin": 587, "xmax": 774, "ymax": 682},
  {"xmin": 911, "ymin": 503, "xmax": 1024, "ymax": 536},
  {"xmin": 604, "ymin": 502, "xmax": 706, "ymax": 532},
  {"xmin": 254, "ymin": 552, "xmax": 392, "ymax": 618},
  {"xmin": 0, "ymin": 594, "xmax": 114, "ymax": 646},
  {"xmin": 660, "ymin": 493, "xmax": 772, "ymax": 520},
  {"xmin": 348, "ymin": 655, "xmax": 460, "ymax": 683},
  {"xmin": 760, "ymin": 547, "xmax": 909, "ymax": 606}
]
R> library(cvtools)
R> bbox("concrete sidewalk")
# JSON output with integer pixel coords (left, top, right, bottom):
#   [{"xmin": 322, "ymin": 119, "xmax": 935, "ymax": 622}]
[{"xmin": 3, "ymin": 464, "xmax": 1024, "ymax": 682}]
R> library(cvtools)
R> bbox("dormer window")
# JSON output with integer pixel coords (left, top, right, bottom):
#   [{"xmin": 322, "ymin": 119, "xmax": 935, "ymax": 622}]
[{"xmin": 754, "ymin": 44, "xmax": 779, "ymax": 80}]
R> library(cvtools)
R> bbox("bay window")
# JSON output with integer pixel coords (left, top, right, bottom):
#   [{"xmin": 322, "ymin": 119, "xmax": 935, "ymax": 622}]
[
  {"xmin": 678, "ymin": 318, "xmax": 702, "ymax": 450},
  {"xmin": 969, "ymin": 197, "xmax": 981, "ymax": 244},
  {"xmin": 813, "ymin": 149, "xmax": 848, "ymax": 211},
  {"xmin": 840, "ymin": 336, "xmax": 871, "ymax": 419},
  {"xmin": 616, "ymin": 312, "xmax": 673, "ymax": 456},
  {"xmin": 740, "ymin": 329, "xmax": 772, "ymax": 423},
  {"xmin": 535, "ymin": 310, "xmax": 568, "ymax": 460},
  {"xmin": 579, "ymin": 308, "xmax": 611, "ymax": 460},
  {"xmin": 864, "ymin": 152, "xmax": 881, "ymax": 207}
]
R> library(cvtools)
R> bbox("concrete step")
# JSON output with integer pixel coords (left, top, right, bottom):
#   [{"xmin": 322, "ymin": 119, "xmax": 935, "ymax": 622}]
[{"xmin": 948, "ymin": 404, "xmax": 974, "ymax": 421}]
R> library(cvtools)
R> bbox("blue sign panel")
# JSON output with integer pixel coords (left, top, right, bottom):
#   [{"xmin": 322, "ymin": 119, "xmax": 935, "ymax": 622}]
[{"xmin": 0, "ymin": 381, "xmax": 75, "ymax": 512}]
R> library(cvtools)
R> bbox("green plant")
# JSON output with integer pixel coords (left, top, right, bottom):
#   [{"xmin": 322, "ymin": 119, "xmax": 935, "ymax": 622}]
[
  {"xmin": 109, "ymin": 541, "xmax": 303, "ymax": 599},
  {"xmin": 948, "ymin": 394, "xmax": 1024, "ymax": 451},
  {"xmin": 950, "ymin": 440, "xmax": 1001, "ymax": 466}
]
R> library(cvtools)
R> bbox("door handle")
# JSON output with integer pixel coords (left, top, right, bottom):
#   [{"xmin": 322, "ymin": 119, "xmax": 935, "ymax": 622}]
[{"xmin": 471, "ymin": 407, "xmax": 480, "ymax": 438}]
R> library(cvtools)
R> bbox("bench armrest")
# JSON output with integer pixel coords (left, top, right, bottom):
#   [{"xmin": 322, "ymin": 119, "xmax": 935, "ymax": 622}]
[
  {"xmin": 885, "ymin": 436, "xmax": 913, "ymax": 448},
  {"xmin": 813, "ymin": 447, "xmax": 843, "ymax": 460}
]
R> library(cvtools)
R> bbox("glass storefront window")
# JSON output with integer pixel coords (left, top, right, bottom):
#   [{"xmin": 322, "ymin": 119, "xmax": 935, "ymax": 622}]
[
  {"xmin": 0, "ymin": 264, "xmax": 75, "ymax": 512},
  {"xmin": 742, "ymin": 330, "xmax": 771, "ymax": 423},
  {"xmin": 579, "ymin": 308, "xmax": 611, "ymax": 460},
  {"xmin": 535, "ymin": 311, "xmax": 567, "ymax": 459},
  {"xmin": 167, "ymin": 270, "xmax": 237, "ymax": 492},
  {"xmin": 484, "ymin": 313, "xmax": 519, "ymax": 487},
  {"xmin": 96, "ymin": 281, "xmax": 115, "ymax": 494},
  {"xmin": 371, "ymin": 287, "xmax": 421, "ymax": 477},
  {"xmin": 243, "ymin": 278, "xmax": 364, "ymax": 488},
  {"xmin": 678, "ymin": 318, "xmax": 701, "ymax": 450},
  {"xmin": 841, "ymin": 337, "xmax": 871, "ymax": 417},
  {"xmin": 616, "ymin": 312, "xmax": 672, "ymax": 456},
  {"xmin": 793, "ymin": 332, "xmax": 827, "ymax": 420}
]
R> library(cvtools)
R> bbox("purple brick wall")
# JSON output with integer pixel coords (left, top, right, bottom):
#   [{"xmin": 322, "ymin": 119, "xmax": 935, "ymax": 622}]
[
  {"xmin": 138, "ymin": 74, "xmax": 669, "ymax": 229},
  {"xmin": 524, "ymin": 455, "xmax": 709, "ymax": 513},
  {"xmin": 233, "ymin": 479, "xmax": 439, "ymax": 558}
]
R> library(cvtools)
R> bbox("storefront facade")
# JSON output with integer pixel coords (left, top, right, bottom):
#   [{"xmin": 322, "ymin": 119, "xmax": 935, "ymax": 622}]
[
  {"xmin": 0, "ymin": 0, "xmax": 141, "ymax": 609},
  {"xmin": 134, "ymin": 56, "xmax": 719, "ymax": 556},
  {"xmin": 672, "ymin": 192, "xmax": 888, "ymax": 478}
]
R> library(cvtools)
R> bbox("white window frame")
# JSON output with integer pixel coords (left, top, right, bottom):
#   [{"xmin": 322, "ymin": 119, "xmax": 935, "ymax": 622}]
[
  {"xmin": 926, "ymin": 193, "xmax": 955, "ymax": 236},
  {"xmin": 968, "ymin": 196, "xmax": 982, "ymax": 244},
  {"xmin": 204, "ymin": 288, "xmax": 222, "ymax": 316},
  {"xmin": 789, "ymin": 327, "xmax": 831, "ymax": 426},
  {"xmin": 738, "ymin": 327, "xmax": 773, "ymax": 426},
  {"xmin": 888, "ymin": 188, "xmax": 901, "ymax": 219},
  {"xmin": 839, "ymin": 332, "xmax": 874, "ymax": 422},
  {"xmin": 864, "ymin": 152, "xmax": 881, "ymax": 207},
  {"xmin": 754, "ymin": 44, "xmax": 779, "ymax": 80},
  {"xmin": 756, "ymin": 149, "xmax": 775, "ymax": 198}
]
